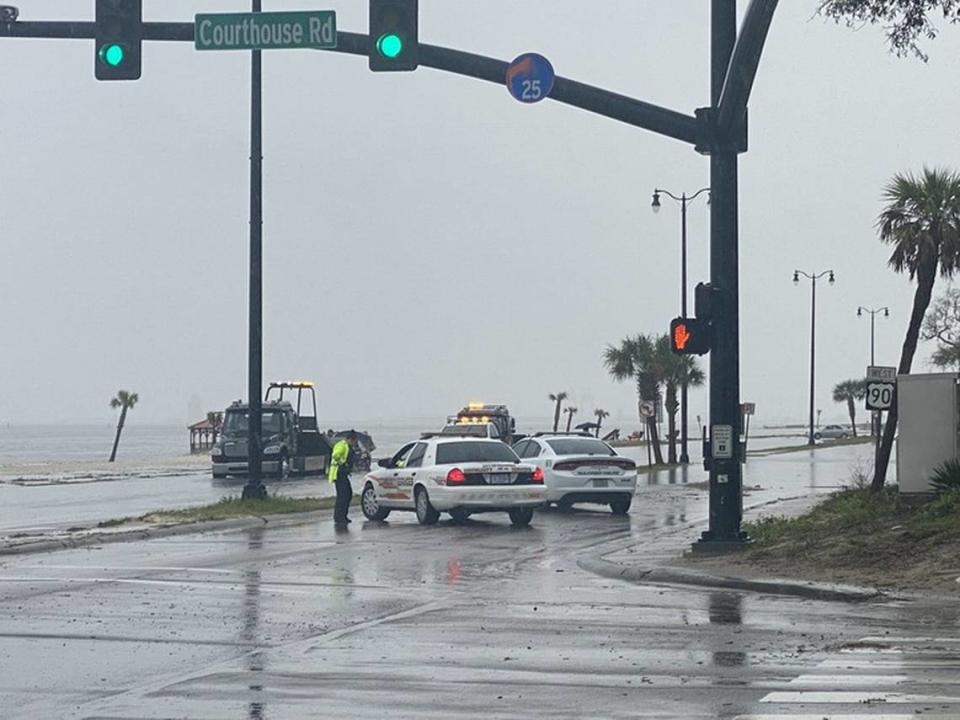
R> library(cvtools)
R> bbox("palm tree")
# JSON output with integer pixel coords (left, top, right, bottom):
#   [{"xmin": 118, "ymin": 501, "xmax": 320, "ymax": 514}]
[
  {"xmin": 873, "ymin": 167, "xmax": 960, "ymax": 491},
  {"xmin": 593, "ymin": 409, "xmax": 610, "ymax": 438},
  {"xmin": 563, "ymin": 406, "xmax": 578, "ymax": 433},
  {"xmin": 832, "ymin": 379, "xmax": 867, "ymax": 437},
  {"xmin": 108, "ymin": 390, "xmax": 139, "ymax": 462},
  {"xmin": 548, "ymin": 392, "xmax": 568, "ymax": 432},
  {"xmin": 656, "ymin": 335, "xmax": 706, "ymax": 464},
  {"xmin": 603, "ymin": 335, "xmax": 665, "ymax": 464}
]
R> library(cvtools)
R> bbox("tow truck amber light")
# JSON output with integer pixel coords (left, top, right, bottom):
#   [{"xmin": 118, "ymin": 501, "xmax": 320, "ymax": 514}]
[
  {"xmin": 531, "ymin": 467, "xmax": 544, "ymax": 484},
  {"xmin": 446, "ymin": 468, "xmax": 466, "ymax": 485}
]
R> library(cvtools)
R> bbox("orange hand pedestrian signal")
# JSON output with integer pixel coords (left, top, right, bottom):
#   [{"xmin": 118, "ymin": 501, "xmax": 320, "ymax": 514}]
[{"xmin": 670, "ymin": 317, "xmax": 711, "ymax": 355}]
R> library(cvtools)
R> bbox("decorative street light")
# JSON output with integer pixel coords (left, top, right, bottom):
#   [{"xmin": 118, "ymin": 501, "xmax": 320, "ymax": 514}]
[
  {"xmin": 858, "ymin": 305, "xmax": 890, "ymax": 442},
  {"xmin": 794, "ymin": 269, "xmax": 835, "ymax": 446},
  {"xmin": 857, "ymin": 306, "xmax": 890, "ymax": 367},
  {"xmin": 652, "ymin": 186, "xmax": 710, "ymax": 464}
]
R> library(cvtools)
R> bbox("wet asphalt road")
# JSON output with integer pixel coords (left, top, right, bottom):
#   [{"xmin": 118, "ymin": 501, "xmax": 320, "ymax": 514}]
[
  {"xmin": 3, "ymin": 443, "xmax": 959, "ymax": 719},
  {"xmin": 0, "ymin": 435, "xmax": 847, "ymax": 537}
]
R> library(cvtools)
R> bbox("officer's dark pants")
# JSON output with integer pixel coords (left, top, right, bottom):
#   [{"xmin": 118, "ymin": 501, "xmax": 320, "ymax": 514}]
[{"xmin": 334, "ymin": 467, "xmax": 352, "ymax": 524}]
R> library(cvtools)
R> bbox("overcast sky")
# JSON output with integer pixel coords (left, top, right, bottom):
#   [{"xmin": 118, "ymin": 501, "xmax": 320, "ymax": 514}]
[{"xmin": 2, "ymin": 1, "xmax": 959, "ymax": 430}]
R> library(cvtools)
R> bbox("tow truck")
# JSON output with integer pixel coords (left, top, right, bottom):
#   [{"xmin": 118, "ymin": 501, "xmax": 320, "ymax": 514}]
[
  {"xmin": 211, "ymin": 381, "xmax": 334, "ymax": 479},
  {"xmin": 434, "ymin": 403, "xmax": 522, "ymax": 444}
]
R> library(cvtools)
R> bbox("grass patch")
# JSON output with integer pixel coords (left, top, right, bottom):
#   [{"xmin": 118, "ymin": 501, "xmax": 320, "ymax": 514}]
[
  {"xmin": 734, "ymin": 487, "xmax": 960, "ymax": 591},
  {"xmin": 97, "ymin": 494, "xmax": 336, "ymax": 528}
]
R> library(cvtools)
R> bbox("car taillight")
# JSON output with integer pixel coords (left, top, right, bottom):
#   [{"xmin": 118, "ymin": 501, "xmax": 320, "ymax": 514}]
[
  {"xmin": 553, "ymin": 461, "xmax": 576, "ymax": 471},
  {"xmin": 531, "ymin": 467, "xmax": 544, "ymax": 484},
  {"xmin": 446, "ymin": 468, "xmax": 466, "ymax": 485}
]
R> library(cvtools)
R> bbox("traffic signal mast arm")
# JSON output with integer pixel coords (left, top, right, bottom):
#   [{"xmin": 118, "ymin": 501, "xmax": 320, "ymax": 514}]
[
  {"xmin": 716, "ymin": 0, "xmax": 778, "ymax": 139},
  {"xmin": 0, "ymin": 21, "xmax": 700, "ymax": 147}
]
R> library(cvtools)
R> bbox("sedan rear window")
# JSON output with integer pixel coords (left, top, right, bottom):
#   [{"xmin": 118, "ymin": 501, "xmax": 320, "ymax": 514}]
[
  {"xmin": 436, "ymin": 441, "xmax": 518, "ymax": 464},
  {"xmin": 546, "ymin": 438, "xmax": 615, "ymax": 456}
]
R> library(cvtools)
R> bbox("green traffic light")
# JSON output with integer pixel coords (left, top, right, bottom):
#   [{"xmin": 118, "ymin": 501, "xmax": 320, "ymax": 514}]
[
  {"xmin": 376, "ymin": 33, "xmax": 403, "ymax": 59},
  {"xmin": 99, "ymin": 43, "xmax": 126, "ymax": 67}
]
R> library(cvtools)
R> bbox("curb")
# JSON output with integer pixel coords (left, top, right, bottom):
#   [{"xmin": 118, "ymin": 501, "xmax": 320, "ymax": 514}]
[
  {"xmin": 578, "ymin": 556, "xmax": 886, "ymax": 603},
  {"xmin": 0, "ymin": 509, "xmax": 335, "ymax": 558}
]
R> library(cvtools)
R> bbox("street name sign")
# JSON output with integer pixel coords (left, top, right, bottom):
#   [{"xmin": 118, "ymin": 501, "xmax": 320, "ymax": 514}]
[
  {"xmin": 712, "ymin": 424, "xmax": 733, "ymax": 459},
  {"xmin": 505, "ymin": 53, "xmax": 555, "ymax": 103},
  {"xmin": 195, "ymin": 11, "xmax": 337, "ymax": 51},
  {"xmin": 865, "ymin": 365, "xmax": 896, "ymax": 411}
]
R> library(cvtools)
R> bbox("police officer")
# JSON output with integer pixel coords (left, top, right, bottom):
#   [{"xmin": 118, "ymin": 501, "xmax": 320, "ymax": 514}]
[{"xmin": 329, "ymin": 431, "xmax": 357, "ymax": 528}]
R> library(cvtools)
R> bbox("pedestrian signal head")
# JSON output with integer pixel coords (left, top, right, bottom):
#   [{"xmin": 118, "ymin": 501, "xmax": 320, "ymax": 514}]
[{"xmin": 670, "ymin": 317, "xmax": 711, "ymax": 355}]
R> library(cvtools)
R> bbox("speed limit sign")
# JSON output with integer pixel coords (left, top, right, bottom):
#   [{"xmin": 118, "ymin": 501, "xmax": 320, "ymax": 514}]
[{"xmin": 865, "ymin": 381, "xmax": 895, "ymax": 411}]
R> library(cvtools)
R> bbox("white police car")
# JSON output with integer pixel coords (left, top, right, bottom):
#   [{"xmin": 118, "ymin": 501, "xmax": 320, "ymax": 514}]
[
  {"xmin": 513, "ymin": 434, "xmax": 637, "ymax": 514},
  {"xmin": 359, "ymin": 436, "xmax": 545, "ymax": 526}
]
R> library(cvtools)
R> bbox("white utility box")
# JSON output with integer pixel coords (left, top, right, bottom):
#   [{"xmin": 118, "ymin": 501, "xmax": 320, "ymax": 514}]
[{"xmin": 896, "ymin": 372, "xmax": 960, "ymax": 493}]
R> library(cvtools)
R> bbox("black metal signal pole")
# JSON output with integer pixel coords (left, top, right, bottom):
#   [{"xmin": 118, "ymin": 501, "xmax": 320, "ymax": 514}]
[
  {"xmin": 243, "ymin": 0, "xmax": 266, "ymax": 500},
  {"xmin": 699, "ymin": 0, "xmax": 744, "ymax": 547}
]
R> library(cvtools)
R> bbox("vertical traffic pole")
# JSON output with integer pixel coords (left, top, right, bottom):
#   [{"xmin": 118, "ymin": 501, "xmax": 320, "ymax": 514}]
[
  {"xmin": 808, "ymin": 276, "xmax": 817, "ymax": 446},
  {"xmin": 244, "ymin": 0, "xmax": 266, "ymax": 500},
  {"xmin": 699, "ymin": 0, "xmax": 744, "ymax": 546},
  {"xmin": 871, "ymin": 311, "xmax": 880, "ymax": 464},
  {"xmin": 680, "ymin": 194, "xmax": 690, "ymax": 464}
]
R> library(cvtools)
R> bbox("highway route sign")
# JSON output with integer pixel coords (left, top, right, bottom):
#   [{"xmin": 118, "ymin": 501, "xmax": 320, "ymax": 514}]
[
  {"xmin": 195, "ymin": 11, "xmax": 337, "ymax": 51},
  {"xmin": 867, "ymin": 365, "xmax": 896, "ymax": 382},
  {"xmin": 712, "ymin": 425, "xmax": 733, "ymax": 459},
  {"xmin": 865, "ymin": 366, "xmax": 896, "ymax": 411},
  {"xmin": 505, "ymin": 53, "xmax": 555, "ymax": 103},
  {"xmin": 865, "ymin": 381, "xmax": 895, "ymax": 411}
]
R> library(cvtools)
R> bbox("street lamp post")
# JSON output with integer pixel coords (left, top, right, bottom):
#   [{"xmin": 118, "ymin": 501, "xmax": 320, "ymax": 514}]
[
  {"xmin": 652, "ymin": 186, "xmax": 710, "ymax": 464},
  {"xmin": 858, "ymin": 305, "xmax": 890, "ymax": 450},
  {"xmin": 857, "ymin": 306, "xmax": 890, "ymax": 369},
  {"xmin": 794, "ymin": 269, "xmax": 835, "ymax": 446}
]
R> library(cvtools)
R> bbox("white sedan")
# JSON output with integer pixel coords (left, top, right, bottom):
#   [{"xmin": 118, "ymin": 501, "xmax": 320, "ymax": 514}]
[
  {"xmin": 513, "ymin": 434, "xmax": 637, "ymax": 514},
  {"xmin": 359, "ymin": 436, "xmax": 545, "ymax": 527}
]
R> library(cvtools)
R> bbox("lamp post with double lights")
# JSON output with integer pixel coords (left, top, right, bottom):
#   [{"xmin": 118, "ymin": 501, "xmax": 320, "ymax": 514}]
[
  {"xmin": 858, "ymin": 305, "xmax": 889, "ymax": 368},
  {"xmin": 859, "ymin": 305, "xmax": 890, "ymax": 445},
  {"xmin": 794, "ymin": 269, "xmax": 835, "ymax": 446},
  {"xmin": 652, "ymin": 186, "xmax": 710, "ymax": 464}
]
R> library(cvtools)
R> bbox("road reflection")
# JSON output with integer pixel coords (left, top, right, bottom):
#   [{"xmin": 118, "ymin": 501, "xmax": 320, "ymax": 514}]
[
  {"xmin": 242, "ymin": 526, "xmax": 266, "ymax": 720},
  {"xmin": 708, "ymin": 592, "xmax": 746, "ymax": 669}
]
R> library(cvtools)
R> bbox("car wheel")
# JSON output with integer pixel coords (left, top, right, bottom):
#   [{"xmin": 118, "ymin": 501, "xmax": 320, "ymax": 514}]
[
  {"xmin": 508, "ymin": 507, "xmax": 534, "ymax": 527},
  {"xmin": 610, "ymin": 496, "xmax": 632, "ymax": 515},
  {"xmin": 449, "ymin": 508, "xmax": 470, "ymax": 524},
  {"xmin": 814, "ymin": 432, "xmax": 822, "ymax": 441},
  {"xmin": 557, "ymin": 497, "xmax": 574, "ymax": 513},
  {"xmin": 361, "ymin": 483, "xmax": 390, "ymax": 521},
  {"xmin": 414, "ymin": 486, "xmax": 440, "ymax": 526}
]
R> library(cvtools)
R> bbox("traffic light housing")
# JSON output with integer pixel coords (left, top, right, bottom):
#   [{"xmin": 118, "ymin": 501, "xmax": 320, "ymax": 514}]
[
  {"xmin": 369, "ymin": 0, "xmax": 419, "ymax": 72},
  {"xmin": 670, "ymin": 317, "xmax": 712, "ymax": 355},
  {"xmin": 95, "ymin": 0, "xmax": 142, "ymax": 81}
]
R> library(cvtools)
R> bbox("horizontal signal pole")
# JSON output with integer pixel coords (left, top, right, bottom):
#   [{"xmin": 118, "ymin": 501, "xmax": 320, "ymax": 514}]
[{"xmin": 1, "ymin": 20, "xmax": 700, "ymax": 147}]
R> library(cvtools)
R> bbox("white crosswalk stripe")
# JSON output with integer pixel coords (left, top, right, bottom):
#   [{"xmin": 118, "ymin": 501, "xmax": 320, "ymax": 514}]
[{"xmin": 734, "ymin": 634, "xmax": 960, "ymax": 720}]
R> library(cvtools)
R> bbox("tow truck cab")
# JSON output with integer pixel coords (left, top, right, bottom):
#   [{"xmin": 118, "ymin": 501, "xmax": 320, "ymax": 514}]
[
  {"xmin": 211, "ymin": 381, "xmax": 332, "ymax": 479},
  {"xmin": 442, "ymin": 403, "xmax": 519, "ymax": 444}
]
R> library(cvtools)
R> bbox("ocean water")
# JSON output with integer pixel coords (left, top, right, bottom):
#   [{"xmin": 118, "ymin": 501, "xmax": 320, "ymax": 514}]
[{"xmin": 0, "ymin": 415, "xmax": 807, "ymax": 465}]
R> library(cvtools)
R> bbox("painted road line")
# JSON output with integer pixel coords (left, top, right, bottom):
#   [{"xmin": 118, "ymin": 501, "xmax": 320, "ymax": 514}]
[
  {"xmin": 735, "ymin": 714, "xmax": 918, "ymax": 720},
  {"xmin": 761, "ymin": 691, "xmax": 960, "ymax": 703},
  {"xmin": 787, "ymin": 673, "xmax": 909, "ymax": 685}
]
